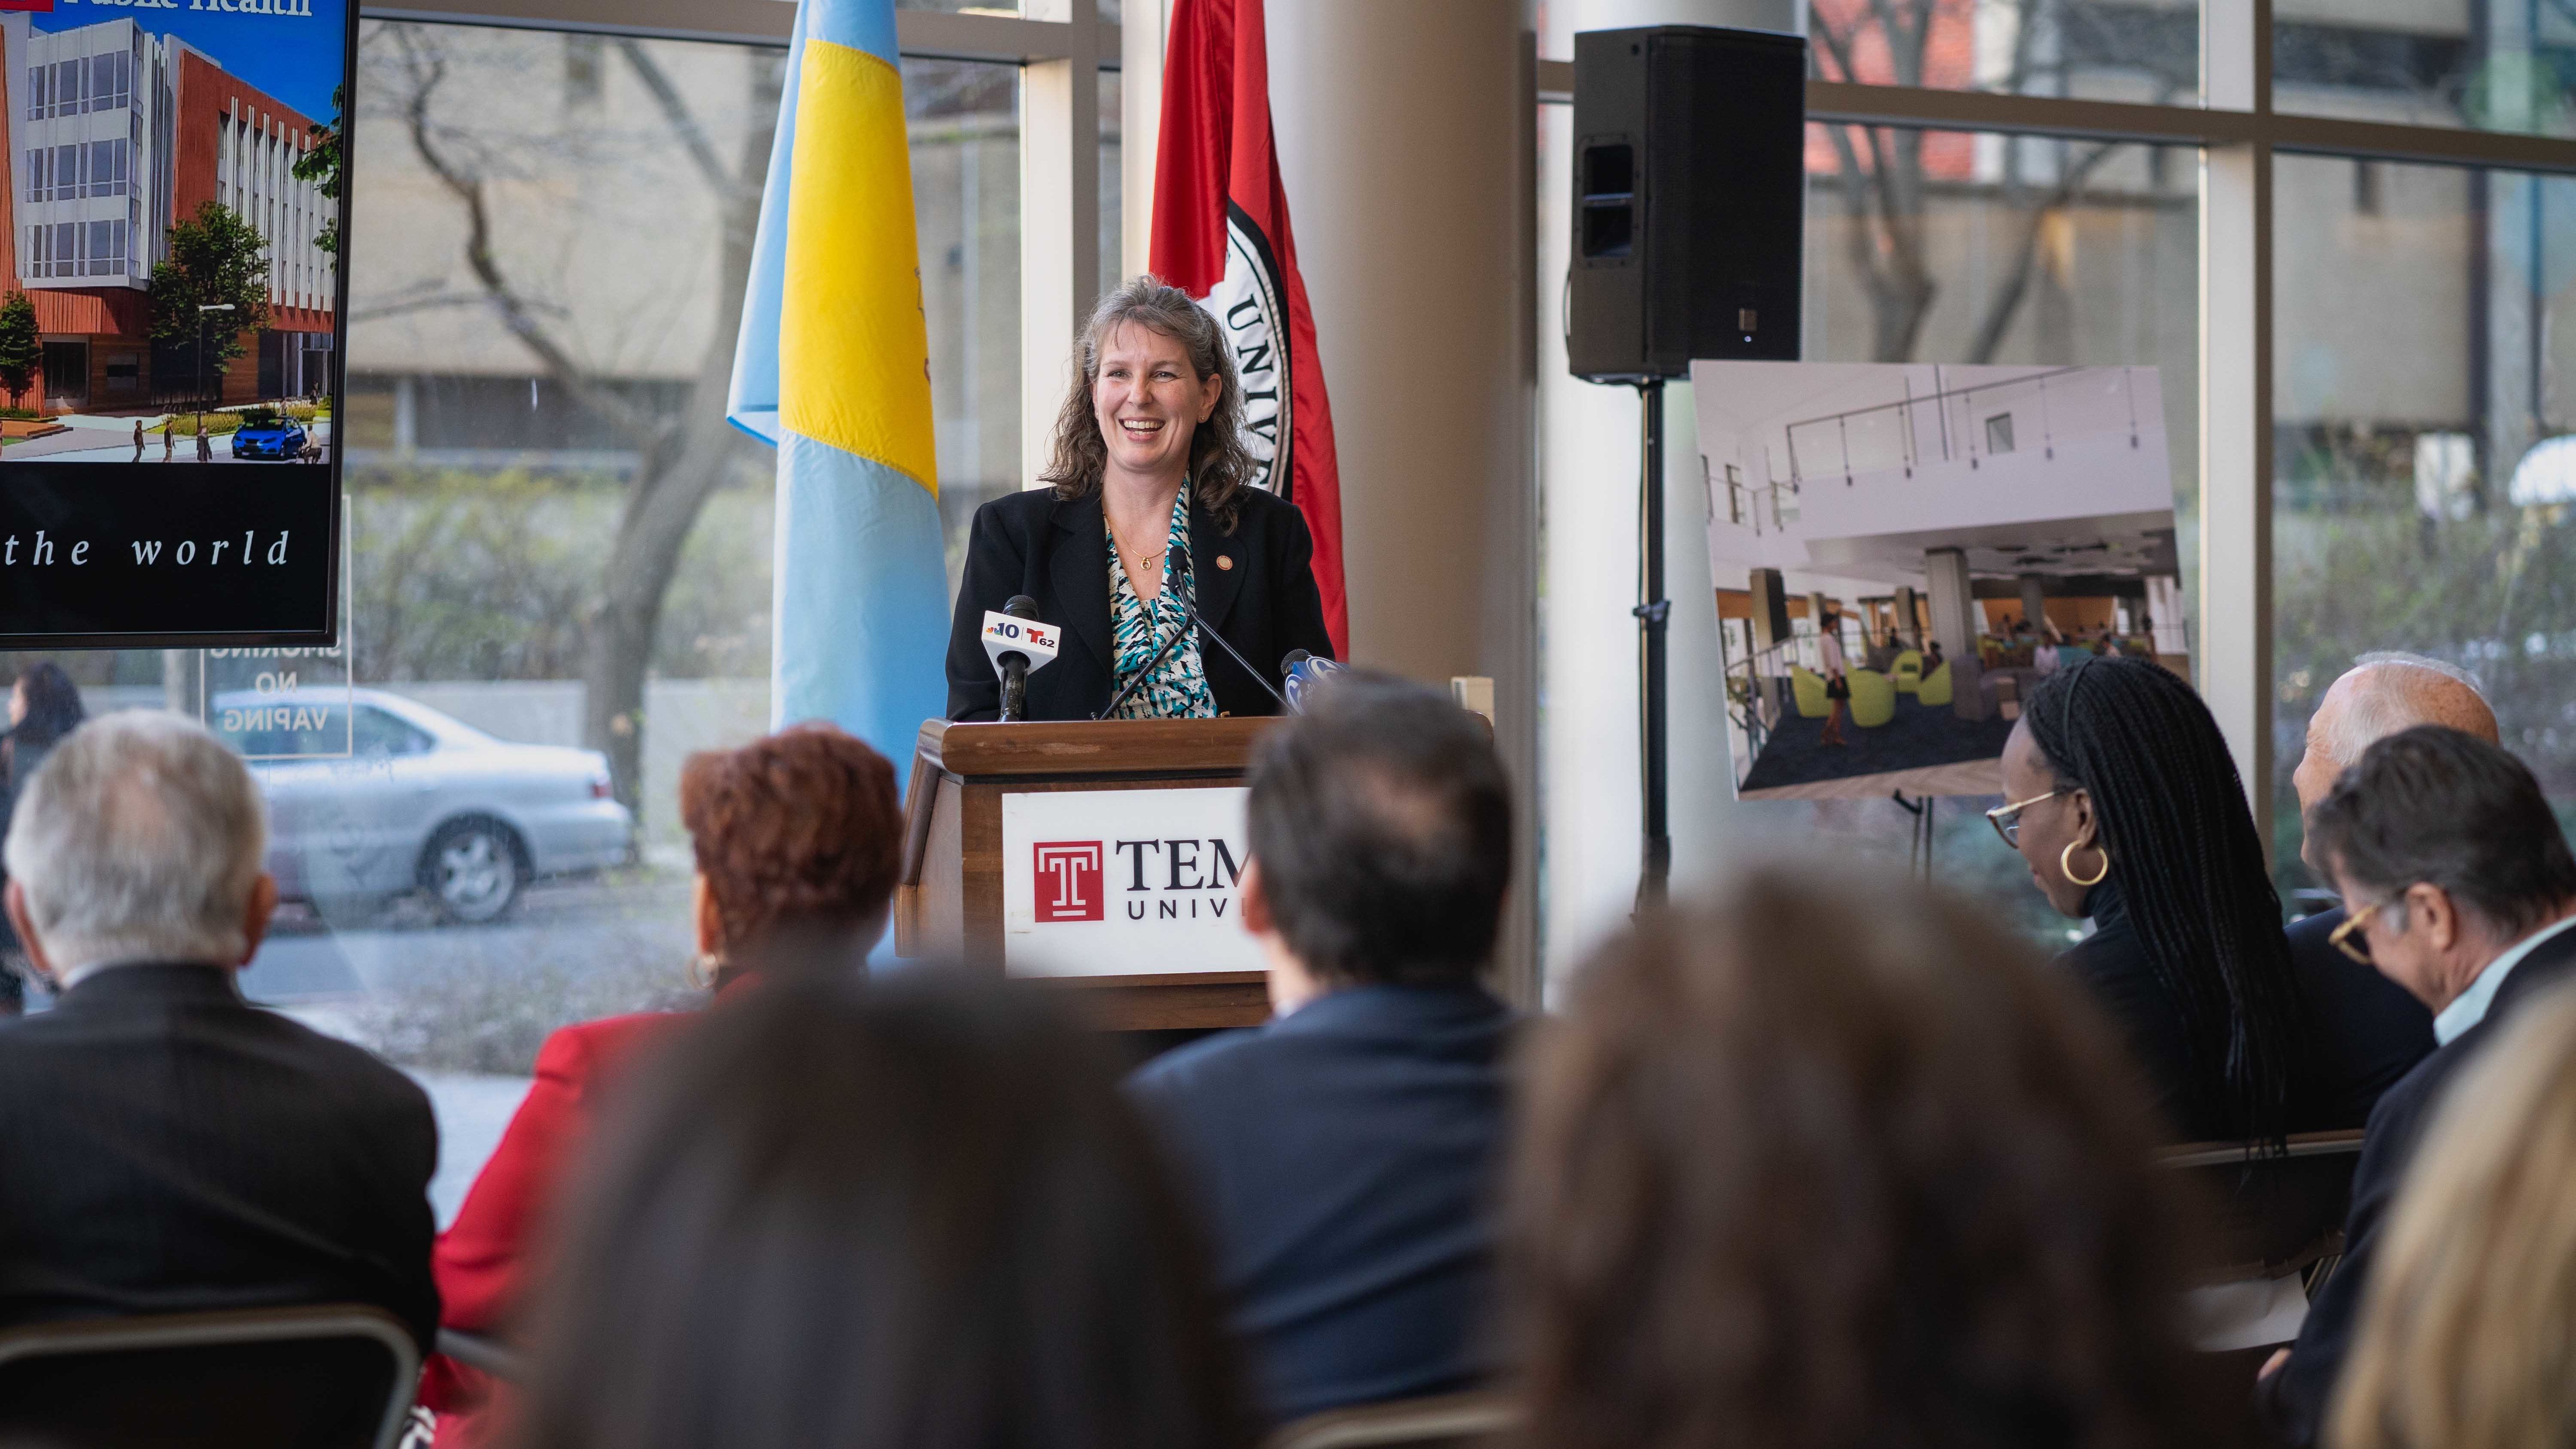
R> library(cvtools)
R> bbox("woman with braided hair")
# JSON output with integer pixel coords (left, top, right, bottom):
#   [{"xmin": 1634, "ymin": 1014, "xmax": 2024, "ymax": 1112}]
[{"xmin": 1991, "ymin": 655, "xmax": 2315, "ymax": 1143}]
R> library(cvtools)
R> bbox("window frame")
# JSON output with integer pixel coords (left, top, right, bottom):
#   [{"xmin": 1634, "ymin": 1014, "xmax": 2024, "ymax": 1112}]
[{"xmin": 367, "ymin": 0, "xmax": 2574, "ymax": 852}]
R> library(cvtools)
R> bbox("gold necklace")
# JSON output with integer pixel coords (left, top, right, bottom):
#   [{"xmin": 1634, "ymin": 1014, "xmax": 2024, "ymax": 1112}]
[{"xmin": 1110, "ymin": 521, "xmax": 1168, "ymax": 575}]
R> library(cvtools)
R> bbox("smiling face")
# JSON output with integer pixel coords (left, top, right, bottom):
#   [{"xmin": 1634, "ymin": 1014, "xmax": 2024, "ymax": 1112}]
[
  {"xmin": 1092, "ymin": 322, "xmax": 1221, "ymax": 485},
  {"xmin": 2001, "ymin": 719, "xmax": 2099, "ymax": 918}
]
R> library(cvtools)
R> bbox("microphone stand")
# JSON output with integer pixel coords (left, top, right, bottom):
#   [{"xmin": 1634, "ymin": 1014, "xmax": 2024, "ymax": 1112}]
[
  {"xmin": 1092, "ymin": 551, "xmax": 1292, "ymax": 719},
  {"xmin": 1094, "ymin": 614, "xmax": 1194, "ymax": 720}
]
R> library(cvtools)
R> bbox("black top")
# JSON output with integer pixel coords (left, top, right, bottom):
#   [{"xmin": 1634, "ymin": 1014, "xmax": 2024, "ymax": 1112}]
[
  {"xmin": 2258, "ymin": 922, "xmax": 2576, "ymax": 1445},
  {"xmin": 945, "ymin": 485, "xmax": 1336, "ymax": 722},
  {"xmin": 2060, "ymin": 881, "xmax": 2433, "ymax": 1143},
  {"xmin": 1125, "ymin": 983, "xmax": 1512, "ymax": 1425},
  {"xmin": 0, "ymin": 964, "xmax": 440, "ymax": 1348},
  {"xmin": 2060, "ymin": 880, "xmax": 2233, "ymax": 1141},
  {"xmin": 2283, "ymin": 905, "xmax": 2437, "ymax": 1128}
]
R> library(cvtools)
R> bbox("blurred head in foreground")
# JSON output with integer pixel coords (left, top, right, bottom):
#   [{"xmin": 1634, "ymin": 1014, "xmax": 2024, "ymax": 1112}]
[
  {"xmin": 1242, "ymin": 672, "xmax": 1510, "ymax": 1013},
  {"xmin": 2330, "ymin": 982, "xmax": 2576, "ymax": 1449},
  {"xmin": 513, "ymin": 969, "xmax": 1252, "ymax": 1449},
  {"xmin": 1509, "ymin": 869, "xmax": 2215, "ymax": 1449},
  {"xmin": 678, "ymin": 723, "xmax": 903, "ymax": 987}
]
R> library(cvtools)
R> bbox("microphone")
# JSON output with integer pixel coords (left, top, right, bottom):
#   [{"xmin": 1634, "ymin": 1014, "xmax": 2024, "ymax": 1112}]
[
  {"xmin": 981, "ymin": 595, "xmax": 1059, "ymax": 723},
  {"xmin": 1093, "ymin": 553, "xmax": 1293, "ymax": 719},
  {"xmin": 1280, "ymin": 649, "xmax": 1347, "ymax": 713},
  {"xmin": 1166, "ymin": 550, "xmax": 1291, "ymax": 713}
]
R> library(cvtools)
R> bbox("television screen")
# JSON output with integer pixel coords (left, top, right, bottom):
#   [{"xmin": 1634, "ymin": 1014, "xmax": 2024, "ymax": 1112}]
[{"xmin": 0, "ymin": 0, "xmax": 350, "ymax": 647}]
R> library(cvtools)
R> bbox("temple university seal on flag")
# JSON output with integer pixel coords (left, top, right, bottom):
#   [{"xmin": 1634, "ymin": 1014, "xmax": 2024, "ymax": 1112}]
[
  {"xmin": 1150, "ymin": 0, "xmax": 1349, "ymax": 653},
  {"xmin": 1203, "ymin": 203, "xmax": 1291, "ymax": 494}
]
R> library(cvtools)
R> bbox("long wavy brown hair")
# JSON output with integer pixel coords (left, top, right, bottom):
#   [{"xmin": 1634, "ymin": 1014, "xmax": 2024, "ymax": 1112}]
[
  {"xmin": 1509, "ymin": 869, "xmax": 2224, "ymax": 1449},
  {"xmin": 1041, "ymin": 275, "xmax": 1260, "ymax": 534}
]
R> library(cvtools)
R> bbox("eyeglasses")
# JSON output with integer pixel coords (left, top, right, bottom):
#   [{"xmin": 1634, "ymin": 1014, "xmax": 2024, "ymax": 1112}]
[
  {"xmin": 1986, "ymin": 790, "xmax": 2060, "ymax": 848},
  {"xmin": 2330, "ymin": 899, "xmax": 2390, "ymax": 966}
]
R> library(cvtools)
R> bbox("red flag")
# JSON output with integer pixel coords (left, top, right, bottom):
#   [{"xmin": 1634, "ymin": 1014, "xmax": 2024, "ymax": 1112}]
[{"xmin": 1150, "ymin": 0, "xmax": 1349, "ymax": 656}]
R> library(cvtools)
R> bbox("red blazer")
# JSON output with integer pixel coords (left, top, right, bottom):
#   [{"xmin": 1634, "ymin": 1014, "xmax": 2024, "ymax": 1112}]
[{"xmin": 418, "ymin": 1009, "xmax": 691, "ymax": 1448}]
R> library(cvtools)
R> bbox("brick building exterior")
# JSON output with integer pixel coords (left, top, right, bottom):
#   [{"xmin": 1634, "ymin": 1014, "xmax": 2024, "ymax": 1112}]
[{"xmin": 0, "ymin": 13, "xmax": 333, "ymax": 412}]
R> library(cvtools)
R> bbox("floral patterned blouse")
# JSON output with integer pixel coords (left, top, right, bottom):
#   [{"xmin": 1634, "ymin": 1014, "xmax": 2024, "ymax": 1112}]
[{"xmin": 1107, "ymin": 490, "xmax": 1217, "ymax": 720}]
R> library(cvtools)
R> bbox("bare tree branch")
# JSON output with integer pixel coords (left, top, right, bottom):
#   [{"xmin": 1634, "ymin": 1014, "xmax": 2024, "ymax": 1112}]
[
  {"xmin": 615, "ymin": 39, "xmax": 740, "ymax": 203},
  {"xmin": 1965, "ymin": 139, "xmax": 2120, "ymax": 362},
  {"xmin": 389, "ymin": 27, "xmax": 662, "ymax": 444}
]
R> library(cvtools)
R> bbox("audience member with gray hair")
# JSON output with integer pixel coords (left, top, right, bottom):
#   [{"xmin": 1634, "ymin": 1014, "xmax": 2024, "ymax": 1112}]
[
  {"xmin": 2266, "ymin": 653, "xmax": 2495, "ymax": 1131},
  {"xmin": 0, "ymin": 710, "xmax": 439, "ymax": 1347},
  {"xmin": 2257, "ymin": 727, "xmax": 2576, "ymax": 1444}
]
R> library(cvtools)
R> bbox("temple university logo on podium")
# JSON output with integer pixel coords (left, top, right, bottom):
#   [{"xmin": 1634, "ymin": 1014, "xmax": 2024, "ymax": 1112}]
[
  {"xmin": 1000, "ymin": 787, "xmax": 1266, "ymax": 977},
  {"xmin": 1032, "ymin": 842, "xmax": 1104, "ymax": 923}
]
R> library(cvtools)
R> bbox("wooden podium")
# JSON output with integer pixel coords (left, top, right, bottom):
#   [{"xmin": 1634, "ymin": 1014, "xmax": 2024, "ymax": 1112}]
[{"xmin": 893, "ymin": 717, "xmax": 1282, "ymax": 1032}]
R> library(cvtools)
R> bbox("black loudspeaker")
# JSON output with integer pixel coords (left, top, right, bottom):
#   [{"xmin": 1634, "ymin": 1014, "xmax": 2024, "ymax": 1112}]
[{"xmin": 1568, "ymin": 25, "xmax": 1807, "ymax": 383}]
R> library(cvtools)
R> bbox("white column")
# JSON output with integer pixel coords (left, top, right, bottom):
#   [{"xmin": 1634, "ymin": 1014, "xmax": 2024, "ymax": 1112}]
[
  {"xmin": 1536, "ymin": 0, "xmax": 1801, "ymax": 990},
  {"xmin": 1019, "ymin": 0, "xmax": 1102, "ymax": 491},
  {"xmin": 1266, "ymin": 0, "xmax": 1537, "ymax": 1000},
  {"xmin": 1121, "ymin": 0, "xmax": 1171, "ymax": 282},
  {"xmin": 2200, "ymin": 0, "xmax": 2273, "ymax": 845}
]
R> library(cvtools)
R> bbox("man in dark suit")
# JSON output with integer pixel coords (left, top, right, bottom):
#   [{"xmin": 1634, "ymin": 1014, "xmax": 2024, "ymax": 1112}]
[
  {"xmin": 0, "ymin": 711, "xmax": 440, "ymax": 1349},
  {"xmin": 1127, "ymin": 676, "xmax": 1512, "ymax": 1425},
  {"xmin": 2280, "ymin": 653, "xmax": 2498, "ymax": 1126},
  {"xmin": 2257, "ymin": 727, "xmax": 2576, "ymax": 1444}
]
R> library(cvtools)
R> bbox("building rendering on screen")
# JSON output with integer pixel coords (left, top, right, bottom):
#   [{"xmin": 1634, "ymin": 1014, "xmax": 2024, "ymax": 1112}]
[{"xmin": 0, "ymin": 13, "xmax": 333, "ymax": 411}]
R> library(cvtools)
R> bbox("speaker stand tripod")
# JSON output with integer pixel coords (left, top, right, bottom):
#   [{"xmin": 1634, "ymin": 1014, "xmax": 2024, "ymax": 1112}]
[{"xmin": 1634, "ymin": 378, "xmax": 1671, "ymax": 915}]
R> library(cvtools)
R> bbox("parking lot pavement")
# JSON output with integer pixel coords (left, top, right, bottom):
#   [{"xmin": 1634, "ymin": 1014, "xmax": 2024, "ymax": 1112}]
[{"xmin": 241, "ymin": 871, "xmax": 694, "ymax": 1004}]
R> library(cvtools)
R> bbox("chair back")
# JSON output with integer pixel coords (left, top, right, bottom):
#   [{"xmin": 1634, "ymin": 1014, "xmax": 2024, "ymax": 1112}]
[
  {"xmin": 1265, "ymin": 1391, "xmax": 1519, "ymax": 1449},
  {"xmin": 2162, "ymin": 1130, "xmax": 2366, "ymax": 1284},
  {"xmin": 1788, "ymin": 666, "xmax": 1829, "ymax": 718},
  {"xmin": 0, "ymin": 1304, "xmax": 419, "ymax": 1449},
  {"xmin": 1847, "ymin": 668, "xmax": 1897, "ymax": 727},
  {"xmin": 1916, "ymin": 660, "xmax": 1954, "ymax": 706}
]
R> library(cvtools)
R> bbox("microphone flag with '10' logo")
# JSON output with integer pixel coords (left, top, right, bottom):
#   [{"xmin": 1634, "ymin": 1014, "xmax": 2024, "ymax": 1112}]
[{"xmin": 981, "ymin": 611, "xmax": 1062, "ymax": 672}]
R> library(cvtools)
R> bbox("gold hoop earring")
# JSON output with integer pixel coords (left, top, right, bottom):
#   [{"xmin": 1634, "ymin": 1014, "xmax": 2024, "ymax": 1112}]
[{"xmin": 2060, "ymin": 840, "xmax": 2109, "ymax": 888}]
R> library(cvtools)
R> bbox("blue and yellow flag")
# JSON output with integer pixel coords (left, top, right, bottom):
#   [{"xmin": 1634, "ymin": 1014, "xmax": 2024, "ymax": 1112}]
[{"xmin": 729, "ymin": 0, "xmax": 947, "ymax": 774}]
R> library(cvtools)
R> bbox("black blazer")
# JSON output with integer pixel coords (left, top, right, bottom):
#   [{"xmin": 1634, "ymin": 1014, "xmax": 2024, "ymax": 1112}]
[
  {"xmin": 1124, "ymin": 983, "xmax": 1513, "ymax": 1424},
  {"xmin": 0, "ymin": 964, "xmax": 441, "ymax": 1349},
  {"xmin": 2257, "ymin": 922, "xmax": 2576, "ymax": 1446},
  {"xmin": 2060, "ymin": 883, "xmax": 2437, "ymax": 1143},
  {"xmin": 946, "ymin": 486, "xmax": 1336, "ymax": 722},
  {"xmin": 2283, "ymin": 905, "xmax": 2437, "ymax": 1128}
]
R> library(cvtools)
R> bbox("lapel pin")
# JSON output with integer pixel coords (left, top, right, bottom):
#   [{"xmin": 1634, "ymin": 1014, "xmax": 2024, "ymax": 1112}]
[{"xmin": 1217, "ymin": 555, "xmax": 1234, "ymax": 571}]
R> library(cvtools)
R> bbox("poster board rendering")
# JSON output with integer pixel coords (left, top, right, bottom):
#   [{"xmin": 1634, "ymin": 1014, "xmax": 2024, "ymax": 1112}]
[
  {"xmin": 1695, "ymin": 361, "xmax": 2180, "ymax": 801},
  {"xmin": 0, "ymin": 0, "xmax": 351, "ymax": 647}
]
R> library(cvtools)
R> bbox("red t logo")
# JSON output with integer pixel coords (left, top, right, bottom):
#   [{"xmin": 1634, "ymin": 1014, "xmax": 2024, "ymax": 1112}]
[{"xmin": 1033, "ymin": 842, "xmax": 1104, "ymax": 922}]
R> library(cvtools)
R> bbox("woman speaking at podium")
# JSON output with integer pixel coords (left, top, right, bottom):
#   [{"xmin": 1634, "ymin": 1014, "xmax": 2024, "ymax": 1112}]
[{"xmin": 945, "ymin": 277, "xmax": 1334, "ymax": 722}]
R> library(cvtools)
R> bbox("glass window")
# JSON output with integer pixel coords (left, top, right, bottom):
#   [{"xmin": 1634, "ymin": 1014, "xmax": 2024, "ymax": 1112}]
[
  {"xmin": 905, "ymin": 56, "xmax": 1021, "ymax": 581},
  {"xmin": 0, "ymin": 24, "xmax": 1001, "ymax": 1218},
  {"xmin": 353, "ymin": 706, "xmax": 435, "ymax": 758},
  {"xmin": 1805, "ymin": 0, "xmax": 2197, "ymax": 103},
  {"xmin": 2272, "ymin": 155, "xmax": 2576, "ymax": 911},
  {"xmin": 1539, "ymin": 110, "xmax": 2199, "ymax": 968},
  {"xmin": 1801, "ymin": 125, "xmax": 2198, "ymax": 942},
  {"xmin": 1100, "ymin": 64, "xmax": 1122, "ymax": 300},
  {"xmin": 88, "ymin": 138, "xmax": 125, "ymax": 198},
  {"xmin": 2275, "ymin": 0, "xmax": 2576, "ymax": 135}
]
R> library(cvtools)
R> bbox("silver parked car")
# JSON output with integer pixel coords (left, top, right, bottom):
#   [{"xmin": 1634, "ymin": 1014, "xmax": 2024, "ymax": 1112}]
[{"xmin": 210, "ymin": 687, "xmax": 635, "ymax": 923}]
